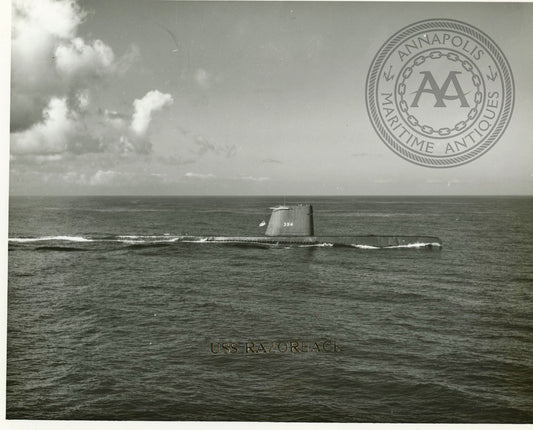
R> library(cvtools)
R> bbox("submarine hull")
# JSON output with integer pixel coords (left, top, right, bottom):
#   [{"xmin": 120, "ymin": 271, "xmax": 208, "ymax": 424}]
[
  {"xmin": 181, "ymin": 204, "xmax": 442, "ymax": 249},
  {"xmin": 202, "ymin": 235, "xmax": 442, "ymax": 249}
]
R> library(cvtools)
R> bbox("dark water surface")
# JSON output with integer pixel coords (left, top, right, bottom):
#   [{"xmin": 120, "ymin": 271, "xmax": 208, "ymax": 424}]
[{"xmin": 7, "ymin": 196, "xmax": 533, "ymax": 422}]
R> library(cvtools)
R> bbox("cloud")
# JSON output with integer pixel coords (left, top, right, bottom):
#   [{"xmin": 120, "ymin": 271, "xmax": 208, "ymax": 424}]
[
  {"xmin": 238, "ymin": 175, "xmax": 269, "ymax": 182},
  {"xmin": 131, "ymin": 90, "xmax": 174, "ymax": 136},
  {"xmin": 11, "ymin": 97, "xmax": 75, "ymax": 155},
  {"xmin": 194, "ymin": 68, "xmax": 212, "ymax": 89},
  {"xmin": 11, "ymin": 0, "xmax": 139, "ymax": 133},
  {"xmin": 103, "ymin": 90, "xmax": 173, "ymax": 154},
  {"xmin": 193, "ymin": 135, "xmax": 216, "ymax": 155},
  {"xmin": 55, "ymin": 37, "xmax": 115, "ymax": 80},
  {"xmin": 11, "ymin": 0, "xmax": 82, "ymax": 130},
  {"xmin": 262, "ymin": 158, "xmax": 282, "ymax": 164},
  {"xmin": 192, "ymin": 135, "xmax": 237, "ymax": 158},
  {"xmin": 88, "ymin": 170, "xmax": 128, "ymax": 186},
  {"xmin": 11, "ymin": 89, "xmax": 174, "ymax": 156},
  {"xmin": 13, "ymin": 164, "xmax": 168, "ymax": 191},
  {"xmin": 76, "ymin": 89, "xmax": 90, "ymax": 110},
  {"xmin": 155, "ymin": 154, "xmax": 195, "ymax": 166},
  {"xmin": 185, "ymin": 172, "xmax": 215, "ymax": 179},
  {"xmin": 12, "ymin": 0, "xmax": 83, "ymax": 66},
  {"xmin": 103, "ymin": 109, "xmax": 128, "ymax": 129}
]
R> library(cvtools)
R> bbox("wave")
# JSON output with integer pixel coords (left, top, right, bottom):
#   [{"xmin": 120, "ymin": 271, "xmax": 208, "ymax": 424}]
[
  {"xmin": 351, "ymin": 242, "xmax": 441, "ymax": 249},
  {"xmin": 125, "ymin": 243, "xmax": 174, "ymax": 249},
  {"xmin": 35, "ymin": 246, "xmax": 88, "ymax": 252},
  {"xmin": 9, "ymin": 234, "xmax": 188, "ymax": 245},
  {"xmin": 118, "ymin": 235, "xmax": 176, "ymax": 239},
  {"xmin": 9, "ymin": 236, "xmax": 93, "ymax": 243},
  {"xmin": 118, "ymin": 236, "xmax": 183, "ymax": 244}
]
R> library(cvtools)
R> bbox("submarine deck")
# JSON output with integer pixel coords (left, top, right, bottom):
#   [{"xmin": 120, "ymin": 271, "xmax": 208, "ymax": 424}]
[{"xmin": 200, "ymin": 235, "xmax": 442, "ymax": 248}]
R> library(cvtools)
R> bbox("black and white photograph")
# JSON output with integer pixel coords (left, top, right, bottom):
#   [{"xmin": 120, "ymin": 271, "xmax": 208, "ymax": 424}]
[{"xmin": 3, "ymin": 0, "xmax": 533, "ymax": 424}]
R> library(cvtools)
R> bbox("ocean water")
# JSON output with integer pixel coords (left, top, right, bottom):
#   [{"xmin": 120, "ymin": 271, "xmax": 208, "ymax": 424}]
[{"xmin": 7, "ymin": 196, "xmax": 533, "ymax": 422}]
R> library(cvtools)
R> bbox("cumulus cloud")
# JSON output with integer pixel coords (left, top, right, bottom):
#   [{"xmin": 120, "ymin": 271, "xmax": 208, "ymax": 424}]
[
  {"xmin": 55, "ymin": 37, "xmax": 115, "ymax": 80},
  {"xmin": 10, "ymin": 0, "xmax": 172, "ymax": 158},
  {"xmin": 11, "ymin": 0, "xmax": 140, "ymax": 135},
  {"xmin": 131, "ymin": 90, "xmax": 174, "ymax": 136},
  {"xmin": 10, "ymin": 0, "xmax": 240, "ymax": 193},
  {"xmin": 98, "ymin": 90, "xmax": 172, "ymax": 154},
  {"xmin": 11, "ymin": 89, "xmax": 174, "ymax": 157},
  {"xmin": 11, "ymin": 97, "xmax": 75, "ymax": 155},
  {"xmin": 12, "ymin": 0, "xmax": 83, "ymax": 67},
  {"xmin": 11, "ymin": 0, "xmax": 82, "ymax": 130},
  {"xmin": 12, "ymin": 0, "xmax": 109, "ymax": 129}
]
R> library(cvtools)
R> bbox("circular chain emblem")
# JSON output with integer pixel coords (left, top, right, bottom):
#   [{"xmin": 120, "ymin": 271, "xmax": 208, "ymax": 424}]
[{"xmin": 366, "ymin": 19, "xmax": 514, "ymax": 168}]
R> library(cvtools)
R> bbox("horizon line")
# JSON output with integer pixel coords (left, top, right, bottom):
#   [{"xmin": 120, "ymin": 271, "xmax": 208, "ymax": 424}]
[{"xmin": 7, "ymin": 194, "xmax": 533, "ymax": 198}]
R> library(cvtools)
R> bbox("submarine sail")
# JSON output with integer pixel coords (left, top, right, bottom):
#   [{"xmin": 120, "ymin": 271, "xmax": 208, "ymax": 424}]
[{"xmin": 266, "ymin": 204, "xmax": 314, "ymax": 236}]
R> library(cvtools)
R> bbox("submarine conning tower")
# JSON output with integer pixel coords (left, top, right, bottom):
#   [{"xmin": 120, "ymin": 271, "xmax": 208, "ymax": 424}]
[{"xmin": 265, "ymin": 204, "xmax": 314, "ymax": 237}]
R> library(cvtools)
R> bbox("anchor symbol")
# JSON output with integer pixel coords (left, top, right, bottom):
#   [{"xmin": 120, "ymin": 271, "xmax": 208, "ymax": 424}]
[
  {"xmin": 487, "ymin": 65, "xmax": 498, "ymax": 82},
  {"xmin": 383, "ymin": 65, "xmax": 394, "ymax": 82}
]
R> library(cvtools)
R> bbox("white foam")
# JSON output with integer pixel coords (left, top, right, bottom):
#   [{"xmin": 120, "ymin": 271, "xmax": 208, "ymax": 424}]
[
  {"xmin": 116, "ymin": 234, "xmax": 186, "ymax": 243},
  {"xmin": 351, "ymin": 242, "xmax": 441, "ymax": 249},
  {"xmin": 385, "ymin": 242, "xmax": 442, "ymax": 249},
  {"xmin": 118, "ymin": 235, "xmax": 176, "ymax": 239},
  {"xmin": 299, "ymin": 242, "xmax": 334, "ymax": 248},
  {"xmin": 119, "ymin": 237, "xmax": 182, "ymax": 244},
  {"xmin": 9, "ymin": 236, "xmax": 93, "ymax": 243},
  {"xmin": 182, "ymin": 237, "xmax": 209, "ymax": 243}
]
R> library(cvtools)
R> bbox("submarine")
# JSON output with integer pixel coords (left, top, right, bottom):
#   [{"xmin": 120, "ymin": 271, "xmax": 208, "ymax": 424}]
[{"xmin": 200, "ymin": 204, "xmax": 442, "ymax": 249}]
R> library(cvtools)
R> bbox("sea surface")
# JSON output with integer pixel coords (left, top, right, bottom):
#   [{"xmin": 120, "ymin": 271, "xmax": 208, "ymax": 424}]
[{"xmin": 7, "ymin": 196, "xmax": 533, "ymax": 422}]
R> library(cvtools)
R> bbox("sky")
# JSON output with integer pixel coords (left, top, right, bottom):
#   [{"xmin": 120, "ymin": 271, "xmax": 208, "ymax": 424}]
[{"xmin": 7, "ymin": 0, "xmax": 533, "ymax": 195}]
